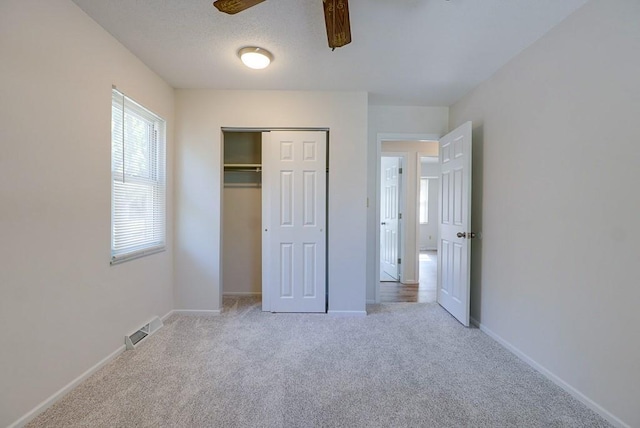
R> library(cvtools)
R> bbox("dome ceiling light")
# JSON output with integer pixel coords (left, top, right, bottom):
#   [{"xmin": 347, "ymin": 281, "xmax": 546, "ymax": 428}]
[{"xmin": 238, "ymin": 47, "xmax": 273, "ymax": 70}]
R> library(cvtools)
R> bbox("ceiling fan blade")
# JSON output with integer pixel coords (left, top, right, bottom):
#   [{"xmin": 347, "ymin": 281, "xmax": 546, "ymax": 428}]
[
  {"xmin": 323, "ymin": 0, "xmax": 352, "ymax": 49},
  {"xmin": 213, "ymin": 0, "xmax": 266, "ymax": 15}
]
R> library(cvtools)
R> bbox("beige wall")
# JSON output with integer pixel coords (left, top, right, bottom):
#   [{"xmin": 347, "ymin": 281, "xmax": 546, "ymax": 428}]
[
  {"xmin": 7, "ymin": 0, "xmax": 637, "ymax": 426},
  {"xmin": 175, "ymin": 90, "xmax": 368, "ymax": 314},
  {"xmin": 367, "ymin": 106, "xmax": 449, "ymax": 301},
  {"xmin": 450, "ymin": 1, "xmax": 640, "ymax": 426},
  {"xmin": 0, "ymin": 0, "xmax": 175, "ymax": 426}
]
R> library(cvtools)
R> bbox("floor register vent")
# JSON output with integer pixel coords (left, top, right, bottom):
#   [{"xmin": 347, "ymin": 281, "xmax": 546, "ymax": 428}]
[{"xmin": 125, "ymin": 316, "xmax": 163, "ymax": 350}]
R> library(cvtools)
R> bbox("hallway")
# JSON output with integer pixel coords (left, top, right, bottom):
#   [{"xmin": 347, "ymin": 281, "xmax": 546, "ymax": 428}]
[{"xmin": 380, "ymin": 251, "xmax": 437, "ymax": 303}]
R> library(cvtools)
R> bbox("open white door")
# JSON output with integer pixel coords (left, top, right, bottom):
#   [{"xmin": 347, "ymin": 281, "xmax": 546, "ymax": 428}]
[
  {"xmin": 437, "ymin": 122, "xmax": 472, "ymax": 326},
  {"xmin": 262, "ymin": 131, "xmax": 327, "ymax": 313},
  {"xmin": 380, "ymin": 156, "xmax": 401, "ymax": 281}
]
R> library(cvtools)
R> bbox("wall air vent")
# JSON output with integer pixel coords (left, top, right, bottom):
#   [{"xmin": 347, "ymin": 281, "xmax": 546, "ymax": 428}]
[{"xmin": 125, "ymin": 316, "xmax": 163, "ymax": 350}]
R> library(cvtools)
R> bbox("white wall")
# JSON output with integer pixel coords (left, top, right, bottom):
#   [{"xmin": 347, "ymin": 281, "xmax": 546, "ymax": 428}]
[
  {"xmin": 175, "ymin": 90, "xmax": 368, "ymax": 314},
  {"xmin": 419, "ymin": 162, "xmax": 439, "ymax": 250},
  {"xmin": 450, "ymin": 1, "xmax": 640, "ymax": 426},
  {"xmin": 0, "ymin": 1, "xmax": 175, "ymax": 426},
  {"xmin": 367, "ymin": 106, "xmax": 449, "ymax": 301},
  {"xmin": 381, "ymin": 141, "xmax": 438, "ymax": 284}
]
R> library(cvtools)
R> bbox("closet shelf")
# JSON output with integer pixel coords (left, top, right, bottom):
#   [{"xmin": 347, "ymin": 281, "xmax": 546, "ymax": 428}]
[
  {"xmin": 224, "ymin": 163, "xmax": 262, "ymax": 172},
  {"xmin": 224, "ymin": 163, "xmax": 261, "ymax": 168}
]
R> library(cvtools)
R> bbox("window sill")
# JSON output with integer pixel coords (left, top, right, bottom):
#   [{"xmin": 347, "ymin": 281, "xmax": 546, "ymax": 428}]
[{"xmin": 110, "ymin": 246, "xmax": 165, "ymax": 266}]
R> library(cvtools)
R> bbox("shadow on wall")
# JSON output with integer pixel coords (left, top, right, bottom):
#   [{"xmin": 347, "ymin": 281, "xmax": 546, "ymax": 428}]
[{"xmin": 471, "ymin": 123, "xmax": 484, "ymax": 323}]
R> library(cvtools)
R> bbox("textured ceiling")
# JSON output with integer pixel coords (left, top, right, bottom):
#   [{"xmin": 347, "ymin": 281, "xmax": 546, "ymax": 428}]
[{"xmin": 70, "ymin": 0, "xmax": 588, "ymax": 106}]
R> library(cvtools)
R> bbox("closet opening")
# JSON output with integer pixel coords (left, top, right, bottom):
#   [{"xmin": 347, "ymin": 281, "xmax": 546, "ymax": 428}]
[
  {"xmin": 222, "ymin": 131, "xmax": 263, "ymax": 304},
  {"xmin": 221, "ymin": 129, "xmax": 329, "ymax": 313}
]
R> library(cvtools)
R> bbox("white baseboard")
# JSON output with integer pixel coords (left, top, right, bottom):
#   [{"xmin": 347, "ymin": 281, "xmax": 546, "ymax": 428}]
[
  {"xmin": 8, "ymin": 345, "xmax": 126, "ymax": 428},
  {"xmin": 222, "ymin": 292, "xmax": 262, "ymax": 296},
  {"xmin": 327, "ymin": 310, "xmax": 367, "ymax": 317},
  {"xmin": 472, "ymin": 317, "xmax": 629, "ymax": 428},
  {"xmin": 172, "ymin": 309, "xmax": 221, "ymax": 316},
  {"xmin": 10, "ymin": 308, "xmax": 178, "ymax": 427},
  {"xmin": 8, "ymin": 306, "xmax": 220, "ymax": 427}
]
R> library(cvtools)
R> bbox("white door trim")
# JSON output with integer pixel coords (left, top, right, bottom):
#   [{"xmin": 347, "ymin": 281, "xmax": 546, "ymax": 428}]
[{"xmin": 375, "ymin": 133, "xmax": 441, "ymax": 304}]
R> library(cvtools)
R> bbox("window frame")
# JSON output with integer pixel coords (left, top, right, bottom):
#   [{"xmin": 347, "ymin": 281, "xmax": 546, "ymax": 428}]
[{"xmin": 111, "ymin": 88, "xmax": 166, "ymax": 265}]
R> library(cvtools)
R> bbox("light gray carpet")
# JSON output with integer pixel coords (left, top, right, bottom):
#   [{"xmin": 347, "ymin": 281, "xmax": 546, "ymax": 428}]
[{"xmin": 29, "ymin": 297, "xmax": 610, "ymax": 427}]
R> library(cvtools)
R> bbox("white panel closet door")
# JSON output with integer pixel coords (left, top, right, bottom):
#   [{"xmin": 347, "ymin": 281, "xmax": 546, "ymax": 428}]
[
  {"xmin": 380, "ymin": 156, "xmax": 400, "ymax": 280},
  {"xmin": 437, "ymin": 122, "xmax": 472, "ymax": 326},
  {"xmin": 262, "ymin": 131, "xmax": 327, "ymax": 313}
]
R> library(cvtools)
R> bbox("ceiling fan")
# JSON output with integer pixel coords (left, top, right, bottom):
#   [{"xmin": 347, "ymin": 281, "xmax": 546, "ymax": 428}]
[{"xmin": 213, "ymin": 0, "xmax": 352, "ymax": 49}]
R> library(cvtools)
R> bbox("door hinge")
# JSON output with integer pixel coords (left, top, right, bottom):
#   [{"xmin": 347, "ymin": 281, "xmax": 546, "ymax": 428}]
[
  {"xmin": 399, "ymin": 213, "xmax": 402, "ymax": 220},
  {"xmin": 398, "ymin": 258, "xmax": 401, "ymax": 264},
  {"xmin": 399, "ymin": 167, "xmax": 403, "ymax": 174}
]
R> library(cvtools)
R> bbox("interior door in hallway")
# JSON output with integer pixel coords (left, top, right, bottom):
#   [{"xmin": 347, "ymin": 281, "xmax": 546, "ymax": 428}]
[
  {"xmin": 262, "ymin": 131, "xmax": 327, "ymax": 313},
  {"xmin": 380, "ymin": 156, "xmax": 401, "ymax": 281},
  {"xmin": 437, "ymin": 122, "xmax": 472, "ymax": 326}
]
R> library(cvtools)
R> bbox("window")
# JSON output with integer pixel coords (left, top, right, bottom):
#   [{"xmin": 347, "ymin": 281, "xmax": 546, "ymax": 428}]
[
  {"xmin": 111, "ymin": 89, "xmax": 166, "ymax": 264},
  {"xmin": 419, "ymin": 178, "xmax": 429, "ymax": 224}
]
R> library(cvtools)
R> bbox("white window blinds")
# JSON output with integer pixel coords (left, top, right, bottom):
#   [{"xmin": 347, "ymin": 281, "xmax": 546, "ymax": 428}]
[{"xmin": 111, "ymin": 89, "xmax": 166, "ymax": 264}]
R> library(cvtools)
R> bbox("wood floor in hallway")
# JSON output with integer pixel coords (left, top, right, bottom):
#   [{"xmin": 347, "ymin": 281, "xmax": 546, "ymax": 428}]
[{"xmin": 380, "ymin": 250, "xmax": 437, "ymax": 303}]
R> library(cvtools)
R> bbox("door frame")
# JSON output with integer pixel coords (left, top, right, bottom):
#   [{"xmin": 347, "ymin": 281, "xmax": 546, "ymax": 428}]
[
  {"xmin": 379, "ymin": 152, "xmax": 406, "ymax": 283},
  {"xmin": 220, "ymin": 127, "xmax": 330, "ymax": 311},
  {"xmin": 375, "ymin": 133, "xmax": 441, "ymax": 303}
]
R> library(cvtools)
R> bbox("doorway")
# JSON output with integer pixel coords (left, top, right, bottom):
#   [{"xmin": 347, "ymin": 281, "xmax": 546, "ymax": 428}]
[
  {"xmin": 374, "ymin": 123, "xmax": 473, "ymax": 324},
  {"xmin": 379, "ymin": 251, "xmax": 438, "ymax": 303},
  {"xmin": 375, "ymin": 135, "xmax": 440, "ymax": 303}
]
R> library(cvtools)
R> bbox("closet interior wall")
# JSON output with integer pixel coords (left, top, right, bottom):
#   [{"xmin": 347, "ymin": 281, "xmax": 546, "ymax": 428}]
[{"xmin": 222, "ymin": 132, "xmax": 262, "ymax": 296}]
